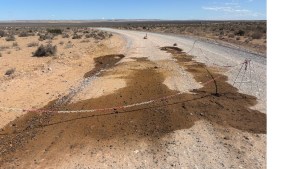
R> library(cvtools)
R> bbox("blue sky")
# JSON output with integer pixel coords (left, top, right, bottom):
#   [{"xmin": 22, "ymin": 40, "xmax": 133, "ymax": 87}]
[{"xmin": 0, "ymin": 0, "xmax": 266, "ymax": 20}]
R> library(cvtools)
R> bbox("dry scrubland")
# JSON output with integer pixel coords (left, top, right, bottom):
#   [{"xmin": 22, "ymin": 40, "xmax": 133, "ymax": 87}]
[
  {"xmin": 0, "ymin": 24, "xmax": 266, "ymax": 168},
  {"xmin": 0, "ymin": 27, "xmax": 113, "ymax": 128},
  {"xmin": 0, "ymin": 26, "xmax": 112, "ymax": 77},
  {"xmin": 117, "ymin": 21, "xmax": 266, "ymax": 55}
]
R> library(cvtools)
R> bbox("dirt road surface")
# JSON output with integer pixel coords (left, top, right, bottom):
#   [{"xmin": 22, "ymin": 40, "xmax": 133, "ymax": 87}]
[
  {"xmin": 100, "ymin": 28, "xmax": 266, "ymax": 113},
  {"xmin": 0, "ymin": 28, "xmax": 266, "ymax": 168}
]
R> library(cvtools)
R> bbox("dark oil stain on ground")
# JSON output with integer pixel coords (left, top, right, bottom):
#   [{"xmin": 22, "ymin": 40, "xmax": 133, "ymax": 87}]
[
  {"xmin": 84, "ymin": 54, "xmax": 125, "ymax": 78},
  {"xmin": 160, "ymin": 46, "xmax": 266, "ymax": 134},
  {"xmin": 0, "ymin": 50, "xmax": 266, "ymax": 165}
]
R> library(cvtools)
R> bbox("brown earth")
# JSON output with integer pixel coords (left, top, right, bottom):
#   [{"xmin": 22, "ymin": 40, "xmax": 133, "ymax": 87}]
[
  {"xmin": 0, "ymin": 45, "xmax": 265, "ymax": 168},
  {"xmin": 0, "ymin": 29, "xmax": 124, "ymax": 129}
]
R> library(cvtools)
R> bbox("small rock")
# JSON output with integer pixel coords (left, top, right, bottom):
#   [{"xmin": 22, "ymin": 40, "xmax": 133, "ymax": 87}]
[
  {"xmin": 5, "ymin": 68, "xmax": 15, "ymax": 76},
  {"xmin": 243, "ymin": 136, "xmax": 249, "ymax": 140},
  {"xmin": 223, "ymin": 136, "xmax": 230, "ymax": 140}
]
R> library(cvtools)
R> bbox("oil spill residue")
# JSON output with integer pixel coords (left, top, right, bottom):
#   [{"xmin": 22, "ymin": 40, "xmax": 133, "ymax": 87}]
[
  {"xmin": 84, "ymin": 54, "xmax": 125, "ymax": 78},
  {"xmin": 0, "ymin": 49, "xmax": 266, "ymax": 165},
  {"xmin": 0, "ymin": 59, "xmax": 199, "ymax": 163},
  {"xmin": 161, "ymin": 46, "xmax": 266, "ymax": 134}
]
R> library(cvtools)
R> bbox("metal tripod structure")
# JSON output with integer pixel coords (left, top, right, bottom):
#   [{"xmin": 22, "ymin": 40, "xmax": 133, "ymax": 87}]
[{"xmin": 233, "ymin": 59, "xmax": 259, "ymax": 91}]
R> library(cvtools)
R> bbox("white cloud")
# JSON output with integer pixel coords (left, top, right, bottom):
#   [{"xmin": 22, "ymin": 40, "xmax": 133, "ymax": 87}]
[
  {"xmin": 202, "ymin": 1, "xmax": 264, "ymax": 19},
  {"xmin": 202, "ymin": 6, "xmax": 250, "ymax": 13},
  {"xmin": 224, "ymin": 2, "xmax": 239, "ymax": 6}
]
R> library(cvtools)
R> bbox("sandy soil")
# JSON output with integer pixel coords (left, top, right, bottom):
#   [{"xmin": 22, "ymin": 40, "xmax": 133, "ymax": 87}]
[
  {"xmin": 0, "ymin": 29, "xmax": 266, "ymax": 169},
  {"xmin": 0, "ymin": 34, "xmax": 126, "ymax": 128}
]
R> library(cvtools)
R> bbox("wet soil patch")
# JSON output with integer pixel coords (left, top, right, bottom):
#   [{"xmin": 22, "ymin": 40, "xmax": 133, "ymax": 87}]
[
  {"xmin": 160, "ymin": 46, "xmax": 266, "ymax": 134},
  {"xmin": 84, "ymin": 54, "xmax": 125, "ymax": 78}
]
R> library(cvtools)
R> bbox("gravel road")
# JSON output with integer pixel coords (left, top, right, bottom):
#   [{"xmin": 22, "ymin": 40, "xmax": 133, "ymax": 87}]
[
  {"xmin": 0, "ymin": 28, "xmax": 266, "ymax": 169},
  {"xmin": 100, "ymin": 28, "xmax": 266, "ymax": 113}
]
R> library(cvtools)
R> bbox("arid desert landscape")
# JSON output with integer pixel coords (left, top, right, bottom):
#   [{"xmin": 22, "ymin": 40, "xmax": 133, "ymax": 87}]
[{"xmin": 0, "ymin": 21, "xmax": 266, "ymax": 168}]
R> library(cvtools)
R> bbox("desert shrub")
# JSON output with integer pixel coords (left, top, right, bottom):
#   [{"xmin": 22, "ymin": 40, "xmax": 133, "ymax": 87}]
[
  {"xmin": 0, "ymin": 45, "xmax": 10, "ymax": 51},
  {"xmin": 236, "ymin": 37, "xmax": 241, "ymax": 40},
  {"xmin": 5, "ymin": 68, "xmax": 15, "ymax": 76},
  {"xmin": 47, "ymin": 29, "xmax": 63, "ymax": 34},
  {"xmin": 12, "ymin": 42, "xmax": 18, "ymax": 47},
  {"xmin": 72, "ymin": 34, "xmax": 82, "ymax": 39},
  {"xmin": 244, "ymin": 38, "xmax": 251, "ymax": 43},
  {"xmin": 85, "ymin": 33, "xmax": 94, "ymax": 38},
  {"xmin": 251, "ymin": 32, "xmax": 263, "ymax": 39},
  {"xmin": 59, "ymin": 41, "xmax": 64, "ymax": 45},
  {"xmin": 27, "ymin": 42, "xmax": 39, "ymax": 47},
  {"xmin": 228, "ymin": 33, "xmax": 235, "ymax": 38},
  {"xmin": 46, "ymin": 40, "xmax": 52, "ymax": 44},
  {"xmin": 19, "ymin": 32, "xmax": 29, "ymax": 37},
  {"xmin": 96, "ymin": 32, "xmax": 106, "ymax": 40},
  {"xmin": 256, "ymin": 25, "xmax": 266, "ymax": 33},
  {"xmin": 64, "ymin": 41, "xmax": 73, "ymax": 49},
  {"xmin": 39, "ymin": 34, "xmax": 54, "ymax": 41},
  {"xmin": 33, "ymin": 44, "xmax": 57, "ymax": 57},
  {"xmin": 0, "ymin": 30, "xmax": 5, "ymax": 37},
  {"xmin": 5, "ymin": 35, "xmax": 16, "ymax": 41},
  {"xmin": 0, "ymin": 53, "xmax": 2, "ymax": 57},
  {"xmin": 80, "ymin": 39, "xmax": 90, "ymax": 43},
  {"xmin": 235, "ymin": 30, "xmax": 245, "ymax": 36},
  {"xmin": 62, "ymin": 33, "xmax": 69, "ymax": 38}
]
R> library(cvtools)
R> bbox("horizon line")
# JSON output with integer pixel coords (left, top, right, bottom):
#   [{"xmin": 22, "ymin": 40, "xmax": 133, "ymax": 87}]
[{"xmin": 0, "ymin": 19, "xmax": 267, "ymax": 22}]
